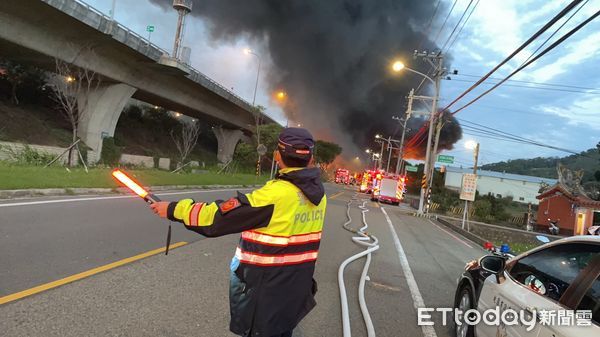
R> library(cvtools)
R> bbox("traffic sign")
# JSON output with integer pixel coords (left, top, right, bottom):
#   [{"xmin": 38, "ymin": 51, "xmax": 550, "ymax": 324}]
[
  {"xmin": 405, "ymin": 165, "xmax": 418, "ymax": 172},
  {"xmin": 437, "ymin": 154, "xmax": 454, "ymax": 164},
  {"xmin": 460, "ymin": 173, "xmax": 477, "ymax": 201},
  {"xmin": 146, "ymin": 25, "xmax": 155, "ymax": 32},
  {"xmin": 257, "ymin": 144, "xmax": 267, "ymax": 156}
]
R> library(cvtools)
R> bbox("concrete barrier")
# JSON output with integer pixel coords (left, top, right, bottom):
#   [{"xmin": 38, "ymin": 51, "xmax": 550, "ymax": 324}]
[
  {"xmin": 120, "ymin": 153, "xmax": 154, "ymax": 168},
  {"xmin": 0, "ymin": 141, "xmax": 69, "ymax": 164},
  {"xmin": 158, "ymin": 158, "xmax": 170, "ymax": 170},
  {"xmin": 436, "ymin": 215, "xmax": 562, "ymax": 250},
  {"xmin": 0, "ymin": 141, "xmax": 172, "ymax": 169}
]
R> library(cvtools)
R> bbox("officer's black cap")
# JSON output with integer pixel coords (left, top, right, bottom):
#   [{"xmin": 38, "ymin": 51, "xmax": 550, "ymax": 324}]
[{"xmin": 277, "ymin": 127, "xmax": 314, "ymax": 160}]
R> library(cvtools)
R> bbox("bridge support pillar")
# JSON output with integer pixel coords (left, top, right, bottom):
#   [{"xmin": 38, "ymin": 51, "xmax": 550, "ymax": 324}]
[
  {"xmin": 213, "ymin": 126, "xmax": 243, "ymax": 164},
  {"xmin": 78, "ymin": 83, "xmax": 137, "ymax": 163}
]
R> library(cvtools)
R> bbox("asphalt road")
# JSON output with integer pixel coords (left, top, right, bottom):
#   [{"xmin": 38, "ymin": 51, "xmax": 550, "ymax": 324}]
[{"xmin": 1, "ymin": 184, "xmax": 486, "ymax": 337}]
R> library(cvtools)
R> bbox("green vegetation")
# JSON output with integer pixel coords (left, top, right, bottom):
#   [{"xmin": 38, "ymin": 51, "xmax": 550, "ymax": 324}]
[
  {"xmin": 232, "ymin": 124, "xmax": 344, "ymax": 174},
  {"xmin": 0, "ymin": 163, "xmax": 266, "ymax": 190},
  {"xmin": 234, "ymin": 123, "xmax": 284, "ymax": 171},
  {"xmin": 0, "ymin": 144, "xmax": 57, "ymax": 166},
  {"xmin": 314, "ymin": 140, "xmax": 342, "ymax": 170},
  {"xmin": 493, "ymin": 241, "xmax": 539, "ymax": 255},
  {"xmin": 100, "ymin": 137, "xmax": 123, "ymax": 166},
  {"xmin": 480, "ymin": 144, "xmax": 600, "ymax": 182}
]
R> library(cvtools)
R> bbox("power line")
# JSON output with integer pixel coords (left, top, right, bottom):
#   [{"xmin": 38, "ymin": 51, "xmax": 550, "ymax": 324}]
[
  {"xmin": 405, "ymin": 0, "xmax": 585, "ymax": 152},
  {"xmin": 434, "ymin": 0, "xmax": 459, "ymax": 43},
  {"xmin": 441, "ymin": 0, "xmax": 584, "ymax": 113},
  {"xmin": 445, "ymin": 0, "xmax": 480, "ymax": 53},
  {"xmin": 450, "ymin": 8, "xmax": 600, "ymax": 116},
  {"xmin": 441, "ymin": 0, "xmax": 475, "ymax": 52},
  {"xmin": 522, "ymin": 0, "xmax": 590, "ymax": 66},
  {"xmin": 454, "ymin": 73, "xmax": 600, "ymax": 91},
  {"xmin": 418, "ymin": 0, "xmax": 442, "ymax": 50},
  {"xmin": 446, "ymin": 78, "xmax": 600, "ymax": 95},
  {"xmin": 458, "ymin": 119, "xmax": 592, "ymax": 157}
]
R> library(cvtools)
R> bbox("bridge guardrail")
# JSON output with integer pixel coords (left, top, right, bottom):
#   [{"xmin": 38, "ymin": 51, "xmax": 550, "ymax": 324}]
[{"xmin": 42, "ymin": 0, "xmax": 258, "ymax": 114}]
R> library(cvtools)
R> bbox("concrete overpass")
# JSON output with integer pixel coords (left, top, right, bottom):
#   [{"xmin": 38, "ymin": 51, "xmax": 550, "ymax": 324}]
[{"xmin": 0, "ymin": 0, "xmax": 274, "ymax": 162}]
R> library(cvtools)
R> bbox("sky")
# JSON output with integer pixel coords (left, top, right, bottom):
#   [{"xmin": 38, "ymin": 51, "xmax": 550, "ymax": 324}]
[{"xmin": 85, "ymin": 0, "xmax": 600, "ymax": 168}]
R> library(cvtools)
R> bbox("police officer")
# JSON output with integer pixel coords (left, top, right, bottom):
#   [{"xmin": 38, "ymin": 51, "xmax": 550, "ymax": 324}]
[{"xmin": 150, "ymin": 127, "xmax": 327, "ymax": 337}]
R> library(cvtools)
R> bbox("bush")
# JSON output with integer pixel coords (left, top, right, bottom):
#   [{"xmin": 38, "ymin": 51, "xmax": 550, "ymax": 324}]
[
  {"xmin": 100, "ymin": 137, "xmax": 122, "ymax": 166},
  {"xmin": 473, "ymin": 199, "xmax": 493, "ymax": 220},
  {"xmin": 233, "ymin": 142, "xmax": 256, "ymax": 169},
  {"xmin": 0, "ymin": 144, "xmax": 56, "ymax": 165}
]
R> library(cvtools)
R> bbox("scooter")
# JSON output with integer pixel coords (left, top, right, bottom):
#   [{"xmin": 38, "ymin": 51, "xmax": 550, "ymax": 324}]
[{"xmin": 547, "ymin": 218, "xmax": 560, "ymax": 235}]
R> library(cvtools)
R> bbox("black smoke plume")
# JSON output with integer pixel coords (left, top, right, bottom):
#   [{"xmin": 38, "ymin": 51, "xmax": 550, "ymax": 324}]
[
  {"xmin": 150, "ymin": 0, "xmax": 462, "ymax": 158},
  {"xmin": 402, "ymin": 110, "xmax": 463, "ymax": 159}
]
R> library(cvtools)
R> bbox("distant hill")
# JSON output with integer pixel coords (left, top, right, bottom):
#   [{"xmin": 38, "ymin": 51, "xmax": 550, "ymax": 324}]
[{"xmin": 480, "ymin": 147, "xmax": 600, "ymax": 182}]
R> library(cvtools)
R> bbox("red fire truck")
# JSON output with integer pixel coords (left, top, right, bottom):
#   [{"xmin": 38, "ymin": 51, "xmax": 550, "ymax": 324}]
[
  {"xmin": 372, "ymin": 173, "xmax": 406, "ymax": 205},
  {"xmin": 334, "ymin": 168, "xmax": 350, "ymax": 184}
]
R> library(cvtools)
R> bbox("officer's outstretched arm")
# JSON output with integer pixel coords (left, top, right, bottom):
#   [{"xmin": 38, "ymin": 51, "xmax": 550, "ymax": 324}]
[{"xmin": 166, "ymin": 186, "xmax": 275, "ymax": 237}]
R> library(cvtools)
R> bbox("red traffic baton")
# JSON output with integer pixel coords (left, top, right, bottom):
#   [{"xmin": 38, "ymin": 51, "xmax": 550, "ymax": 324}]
[
  {"xmin": 112, "ymin": 169, "xmax": 161, "ymax": 203},
  {"xmin": 111, "ymin": 169, "xmax": 172, "ymax": 254}
]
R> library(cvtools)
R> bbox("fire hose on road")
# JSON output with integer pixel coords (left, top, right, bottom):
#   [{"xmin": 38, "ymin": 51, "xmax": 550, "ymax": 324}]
[{"xmin": 338, "ymin": 193, "xmax": 380, "ymax": 337}]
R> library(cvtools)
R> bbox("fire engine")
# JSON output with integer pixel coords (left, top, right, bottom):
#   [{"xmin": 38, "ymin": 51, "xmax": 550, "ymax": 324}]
[
  {"xmin": 334, "ymin": 168, "xmax": 350, "ymax": 184},
  {"xmin": 372, "ymin": 173, "xmax": 407, "ymax": 205},
  {"xmin": 359, "ymin": 169, "xmax": 383, "ymax": 194}
]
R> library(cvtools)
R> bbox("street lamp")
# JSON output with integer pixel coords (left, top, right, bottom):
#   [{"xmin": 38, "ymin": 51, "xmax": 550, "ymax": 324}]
[
  {"xmin": 244, "ymin": 48, "xmax": 264, "ymax": 176},
  {"xmin": 392, "ymin": 59, "xmax": 439, "ymax": 214},
  {"xmin": 243, "ymin": 48, "xmax": 262, "ymax": 106},
  {"xmin": 392, "ymin": 60, "xmax": 435, "ymax": 87}
]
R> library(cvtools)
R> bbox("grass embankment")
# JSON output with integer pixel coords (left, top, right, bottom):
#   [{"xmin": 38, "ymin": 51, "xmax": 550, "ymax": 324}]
[{"xmin": 0, "ymin": 164, "xmax": 267, "ymax": 190}]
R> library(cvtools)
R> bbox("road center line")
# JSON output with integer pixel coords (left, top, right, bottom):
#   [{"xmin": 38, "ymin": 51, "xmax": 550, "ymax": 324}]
[
  {"xmin": 0, "ymin": 241, "xmax": 188, "ymax": 306},
  {"xmin": 329, "ymin": 191, "xmax": 345, "ymax": 199},
  {"xmin": 381, "ymin": 207, "xmax": 438, "ymax": 337},
  {"xmin": 0, "ymin": 188, "xmax": 251, "ymax": 208},
  {"xmin": 427, "ymin": 219, "xmax": 473, "ymax": 249}
]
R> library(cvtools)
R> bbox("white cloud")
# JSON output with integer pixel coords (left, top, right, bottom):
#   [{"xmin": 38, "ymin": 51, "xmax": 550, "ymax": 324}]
[
  {"xmin": 537, "ymin": 94, "xmax": 600, "ymax": 130},
  {"xmin": 525, "ymin": 31, "xmax": 600, "ymax": 82}
]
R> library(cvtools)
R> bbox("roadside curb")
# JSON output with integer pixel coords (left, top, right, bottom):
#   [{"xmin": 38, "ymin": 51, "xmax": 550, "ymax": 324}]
[
  {"xmin": 0, "ymin": 184, "xmax": 263, "ymax": 200},
  {"xmin": 435, "ymin": 216, "xmax": 488, "ymax": 248}
]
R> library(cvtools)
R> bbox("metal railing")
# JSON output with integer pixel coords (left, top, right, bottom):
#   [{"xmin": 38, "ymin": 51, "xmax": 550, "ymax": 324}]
[{"xmin": 41, "ymin": 0, "xmax": 257, "ymax": 113}]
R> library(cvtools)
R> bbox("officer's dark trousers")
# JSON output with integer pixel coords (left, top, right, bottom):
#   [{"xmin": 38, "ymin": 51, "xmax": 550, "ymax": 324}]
[
  {"xmin": 242, "ymin": 330, "xmax": 292, "ymax": 337},
  {"xmin": 270, "ymin": 330, "xmax": 293, "ymax": 337}
]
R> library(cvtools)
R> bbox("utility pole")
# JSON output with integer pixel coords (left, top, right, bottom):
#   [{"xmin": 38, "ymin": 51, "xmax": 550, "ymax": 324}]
[
  {"xmin": 394, "ymin": 89, "xmax": 414, "ymax": 175},
  {"xmin": 377, "ymin": 140, "xmax": 385, "ymax": 170},
  {"xmin": 386, "ymin": 137, "xmax": 393, "ymax": 172},
  {"xmin": 461, "ymin": 142, "xmax": 479, "ymax": 230},
  {"xmin": 417, "ymin": 51, "xmax": 444, "ymax": 215}
]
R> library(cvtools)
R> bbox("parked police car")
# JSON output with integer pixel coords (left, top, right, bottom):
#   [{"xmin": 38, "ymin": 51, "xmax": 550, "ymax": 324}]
[{"xmin": 454, "ymin": 236, "xmax": 599, "ymax": 337}]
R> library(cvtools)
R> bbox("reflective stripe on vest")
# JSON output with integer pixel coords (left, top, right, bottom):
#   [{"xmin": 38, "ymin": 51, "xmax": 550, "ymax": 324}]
[
  {"xmin": 189, "ymin": 203, "xmax": 204, "ymax": 226},
  {"xmin": 235, "ymin": 247, "xmax": 318, "ymax": 266},
  {"xmin": 241, "ymin": 231, "xmax": 322, "ymax": 246}
]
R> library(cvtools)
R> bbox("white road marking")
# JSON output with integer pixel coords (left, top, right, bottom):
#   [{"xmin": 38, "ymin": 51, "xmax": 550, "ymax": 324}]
[
  {"xmin": 0, "ymin": 188, "xmax": 251, "ymax": 208},
  {"xmin": 381, "ymin": 207, "xmax": 438, "ymax": 337},
  {"xmin": 427, "ymin": 219, "xmax": 474, "ymax": 249}
]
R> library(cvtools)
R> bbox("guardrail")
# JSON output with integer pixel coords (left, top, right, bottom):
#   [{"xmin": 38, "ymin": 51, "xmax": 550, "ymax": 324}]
[{"xmin": 41, "ymin": 0, "xmax": 256, "ymax": 113}]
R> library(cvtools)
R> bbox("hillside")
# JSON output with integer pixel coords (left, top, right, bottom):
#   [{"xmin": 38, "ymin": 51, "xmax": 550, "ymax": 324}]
[{"xmin": 480, "ymin": 147, "xmax": 600, "ymax": 182}]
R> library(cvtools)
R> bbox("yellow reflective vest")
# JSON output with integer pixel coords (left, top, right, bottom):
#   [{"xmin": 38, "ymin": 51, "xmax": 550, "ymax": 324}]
[{"xmin": 166, "ymin": 167, "xmax": 327, "ymax": 336}]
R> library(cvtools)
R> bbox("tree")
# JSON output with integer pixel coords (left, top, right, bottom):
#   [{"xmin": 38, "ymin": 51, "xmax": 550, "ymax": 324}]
[
  {"xmin": 314, "ymin": 140, "xmax": 342, "ymax": 170},
  {"xmin": 0, "ymin": 59, "xmax": 47, "ymax": 105},
  {"xmin": 257, "ymin": 123, "xmax": 284, "ymax": 158},
  {"xmin": 50, "ymin": 58, "xmax": 99, "ymax": 166},
  {"xmin": 171, "ymin": 120, "xmax": 201, "ymax": 168},
  {"xmin": 595, "ymin": 170, "xmax": 600, "ymax": 182}
]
